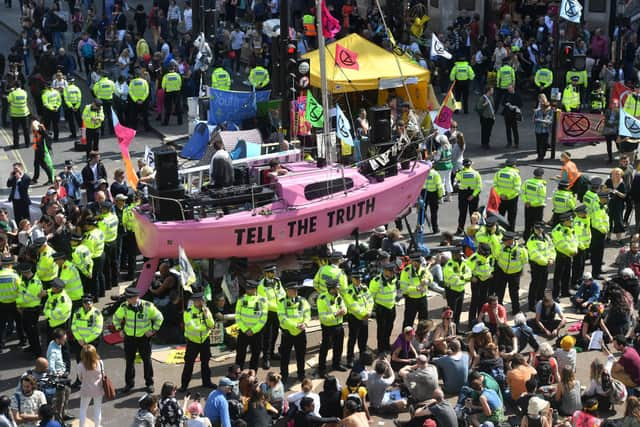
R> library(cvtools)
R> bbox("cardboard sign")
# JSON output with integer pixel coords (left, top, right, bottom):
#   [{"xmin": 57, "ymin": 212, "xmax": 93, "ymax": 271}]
[{"xmin": 555, "ymin": 112, "xmax": 605, "ymax": 144}]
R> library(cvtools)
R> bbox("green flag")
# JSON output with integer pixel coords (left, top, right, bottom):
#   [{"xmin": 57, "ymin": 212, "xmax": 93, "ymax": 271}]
[
  {"xmin": 43, "ymin": 141, "xmax": 54, "ymax": 179},
  {"xmin": 305, "ymin": 90, "xmax": 324, "ymax": 128}
]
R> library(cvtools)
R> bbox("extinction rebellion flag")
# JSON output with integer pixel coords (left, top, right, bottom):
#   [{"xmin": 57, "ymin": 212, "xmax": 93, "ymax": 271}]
[
  {"xmin": 620, "ymin": 107, "xmax": 640, "ymax": 138},
  {"xmin": 305, "ymin": 90, "xmax": 324, "ymax": 128}
]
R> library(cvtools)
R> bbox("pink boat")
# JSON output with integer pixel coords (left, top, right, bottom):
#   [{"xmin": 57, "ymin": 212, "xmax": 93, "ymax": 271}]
[{"xmin": 132, "ymin": 160, "xmax": 430, "ymax": 260}]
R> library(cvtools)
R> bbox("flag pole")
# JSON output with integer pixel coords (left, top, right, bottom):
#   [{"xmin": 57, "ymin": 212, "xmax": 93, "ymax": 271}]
[{"xmin": 316, "ymin": 0, "xmax": 332, "ymax": 164}]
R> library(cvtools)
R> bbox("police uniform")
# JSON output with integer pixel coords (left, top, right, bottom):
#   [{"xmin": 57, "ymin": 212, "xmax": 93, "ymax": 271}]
[
  {"xmin": 33, "ymin": 237, "xmax": 58, "ymax": 286},
  {"xmin": 443, "ymin": 250, "xmax": 472, "ymax": 324},
  {"xmin": 248, "ymin": 66, "xmax": 270, "ymax": 90},
  {"xmin": 98, "ymin": 201, "xmax": 119, "ymax": 290},
  {"xmin": 235, "ymin": 280, "xmax": 268, "ymax": 371},
  {"xmin": 7, "ymin": 85, "xmax": 30, "ymax": 148},
  {"xmin": 493, "ymin": 159, "xmax": 521, "ymax": 231},
  {"xmin": 70, "ymin": 294, "xmax": 103, "ymax": 361},
  {"xmin": 591, "ymin": 192, "xmax": 610, "ymax": 278},
  {"xmin": 400, "ymin": 253, "xmax": 432, "ymax": 327},
  {"xmin": 475, "ymin": 217, "xmax": 504, "ymax": 258},
  {"xmin": 571, "ymin": 206, "xmax": 591, "ymax": 289},
  {"xmin": 623, "ymin": 91, "xmax": 640, "ymax": 118},
  {"xmin": 422, "ymin": 168, "xmax": 444, "ymax": 233},
  {"xmin": 0, "ymin": 255, "xmax": 23, "ymax": 348},
  {"xmin": 71, "ymin": 232, "xmax": 94, "ymax": 297},
  {"xmin": 92, "ymin": 75, "xmax": 115, "ymax": 135},
  {"xmin": 53, "ymin": 252, "xmax": 83, "ymax": 311},
  {"xmin": 495, "ymin": 63, "xmax": 516, "ymax": 111},
  {"xmin": 211, "ymin": 67, "xmax": 231, "ymax": 90},
  {"xmin": 41, "ymin": 85, "xmax": 62, "ymax": 141},
  {"xmin": 180, "ymin": 292, "xmax": 215, "ymax": 390},
  {"xmin": 534, "ymin": 67, "xmax": 553, "ymax": 96},
  {"xmin": 342, "ymin": 273, "xmax": 373, "ymax": 366},
  {"xmin": 16, "ymin": 262, "xmax": 42, "ymax": 356},
  {"xmin": 449, "ymin": 59, "xmax": 475, "ymax": 114},
  {"xmin": 368, "ymin": 263, "xmax": 397, "ymax": 352},
  {"xmin": 82, "ymin": 101, "xmax": 105, "ymax": 156},
  {"xmin": 493, "ymin": 231, "xmax": 528, "ymax": 314},
  {"xmin": 522, "ymin": 168, "xmax": 547, "ymax": 240},
  {"xmin": 562, "ymin": 77, "xmax": 581, "ymax": 112},
  {"xmin": 317, "ymin": 278, "xmax": 347, "ymax": 373},
  {"xmin": 257, "ymin": 265, "xmax": 285, "ymax": 368},
  {"xmin": 526, "ymin": 223, "xmax": 555, "ymax": 310},
  {"xmin": 82, "ymin": 218, "xmax": 105, "ymax": 298},
  {"xmin": 589, "ymin": 81, "xmax": 606, "ymax": 113},
  {"xmin": 277, "ymin": 282, "xmax": 311, "ymax": 383},
  {"xmin": 113, "ymin": 286, "xmax": 164, "ymax": 392},
  {"xmin": 552, "ymin": 213, "xmax": 579, "ymax": 299},
  {"xmin": 43, "ymin": 278, "xmax": 72, "ymax": 340},
  {"xmin": 455, "ymin": 159, "xmax": 482, "ymax": 233},
  {"xmin": 313, "ymin": 252, "xmax": 348, "ymax": 294},
  {"xmin": 127, "ymin": 77, "xmax": 151, "ymax": 131},
  {"xmin": 120, "ymin": 199, "xmax": 138, "ymax": 281},
  {"xmin": 63, "ymin": 82, "xmax": 83, "ymax": 139},
  {"xmin": 161, "ymin": 68, "xmax": 183, "ymax": 126},
  {"xmin": 551, "ymin": 180, "xmax": 577, "ymax": 226},
  {"xmin": 466, "ymin": 244, "xmax": 494, "ymax": 322}
]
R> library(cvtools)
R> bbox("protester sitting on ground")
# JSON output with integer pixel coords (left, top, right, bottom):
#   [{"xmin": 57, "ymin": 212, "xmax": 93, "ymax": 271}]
[
  {"xmin": 515, "ymin": 378, "xmax": 540, "ymax": 417},
  {"xmin": 553, "ymin": 365, "xmax": 582, "ymax": 417},
  {"xmin": 391, "ymin": 326, "xmax": 418, "ymax": 371},
  {"xmin": 364, "ymin": 357, "xmax": 405, "ymax": 414},
  {"xmin": 604, "ymin": 284, "xmax": 635, "ymax": 337},
  {"xmin": 403, "ymin": 388, "xmax": 457, "ymax": 427},
  {"xmin": 477, "ymin": 295, "xmax": 508, "ymax": 334},
  {"xmin": 431, "ymin": 308, "xmax": 456, "ymax": 356},
  {"xmin": 399, "ymin": 355, "xmax": 439, "ymax": 403},
  {"xmin": 608, "ymin": 335, "xmax": 640, "ymax": 388},
  {"xmin": 477, "ymin": 343, "xmax": 507, "ymax": 392},
  {"xmin": 287, "ymin": 378, "xmax": 321, "ymax": 415},
  {"xmin": 521, "ymin": 396, "xmax": 552, "ymax": 427},
  {"xmin": 133, "ymin": 394, "xmax": 159, "ymax": 427},
  {"xmin": 532, "ymin": 342, "xmax": 561, "ymax": 386},
  {"xmin": 10, "ymin": 375, "xmax": 47, "ymax": 427},
  {"xmin": 612, "ymin": 268, "xmax": 640, "ymax": 307},
  {"xmin": 412, "ymin": 319, "xmax": 434, "ymax": 356},
  {"xmin": 468, "ymin": 322, "xmax": 493, "ymax": 368},
  {"xmin": 555, "ymin": 335, "xmax": 577, "ymax": 373},
  {"xmin": 496, "ymin": 322, "xmax": 519, "ymax": 360},
  {"xmin": 507, "ymin": 354, "xmax": 538, "ymax": 401},
  {"xmin": 262, "ymin": 372, "xmax": 285, "ymax": 416},
  {"xmin": 340, "ymin": 372, "xmax": 370, "ymax": 420},
  {"xmin": 571, "ymin": 397, "xmax": 603, "ymax": 427},
  {"xmin": 340, "ymin": 399, "xmax": 368, "ymax": 427},
  {"xmin": 38, "ymin": 404, "xmax": 61, "ymax": 427},
  {"xmin": 512, "ymin": 312, "xmax": 540, "ymax": 352},
  {"xmin": 576, "ymin": 302, "xmax": 612, "ymax": 350},
  {"xmin": 527, "ymin": 294, "xmax": 567, "ymax": 338},
  {"xmin": 466, "ymin": 371, "xmax": 506, "ymax": 427},
  {"xmin": 318, "ymin": 376, "xmax": 342, "ymax": 419},
  {"xmin": 584, "ymin": 358, "xmax": 612, "ymax": 413},
  {"xmin": 616, "ymin": 243, "xmax": 640, "ymax": 272},
  {"xmin": 185, "ymin": 400, "xmax": 212, "ymax": 427},
  {"xmin": 571, "ymin": 272, "xmax": 602, "ymax": 313},
  {"xmin": 432, "ymin": 339, "xmax": 469, "ymax": 396},
  {"xmin": 158, "ymin": 381, "xmax": 183, "ymax": 427},
  {"xmin": 292, "ymin": 397, "xmax": 339, "ymax": 427},
  {"xmin": 622, "ymin": 396, "xmax": 640, "ymax": 426}
]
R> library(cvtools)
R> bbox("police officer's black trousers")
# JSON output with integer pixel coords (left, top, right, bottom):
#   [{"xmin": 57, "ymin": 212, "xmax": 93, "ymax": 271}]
[
  {"xmin": 85, "ymin": 128, "xmax": 100, "ymax": 157},
  {"xmin": 127, "ymin": 100, "xmax": 151, "ymax": 131},
  {"xmin": 606, "ymin": 135, "xmax": 617, "ymax": 161},
  {"xmin": 103, "ymin": 241, "xmax": 117, "ymax": 289},
  {"xmin": 124, "ymin": 335, "xmax": 154, "ymax": 387},
  {"xmin": 493, "ymin": 267, "xmax": 521, "ymax": 314},
  {"xmin": 535, "ymin": 132, "xmax": 549, "ymax": 160},
  {"xmin": 346, "ymin": 314, "xmax": 367, "ymax": 362},
  {"xmin": 529, "ymin": 263, "xmax": 549, "ymax": 311},
  {"xmin": 571, "ymin": 248, "xmax": 586, "ymax": 288},
  {"xmin": 445, "ymin": 288, "xmax": 464, "ymax": 324},
  {"xmin": 457, "ymin": 190, "xmax": 478, "ymax": 232},
  {"xmin": 122, "ymin": 232, "xmax": 137, "ymax": 280},
  {"xmin": 71, "ymin": 337, "xmax": 100, "ymax": 362},
  {"xmin": 0, "ymin": 301, "xmax": 24, "ymax": 345},
  {"xmin": 64, "ymin": 106, "xmax": 82, "ymax": 138},
  {"xmin": 591, "ymin": 229, "xmax": 606, "ymax": 278},
  {"xmin": 11, "ymin": 116, "xmax": 29, "ymax": 147},
  {"xmin": 553, "ymin": 253, "xmax": 572, "ymax": 299},
  {"xmin": 80, "ymin": 273, "xmax": 93, "ymax": 297},
  {"xmin": 163, "ymin": 92, "xmax": 183, "ymax": 125},
  {"xmin": 425, "ymin": 191, "xmax": 439, "ymax": 232},
  {"xmin": 92, "ymin": 254, "xmax": 106, "ymax": 298},
  {"xmin": 261, "ymin": 311, "xmax": 279, "ymax": 361},
  {"xmin": 100, "ymin": 101, "xmax": 114, "ymax": 136},
  {"xmin": 22, "ymin": 307, "xmax": 41, "ymax": 355},
  {"xmin": 43, "ymin": 109, "xmax": 59, "ymax": 141},
  {"xmin": 504, "ymin": 117, "xmax": 519, "ymax": 147},
  {"xmin": 374, "ymin": 304, "xmax": 395, "ymax": 353},
  {"xmin": 280, "ymin": 330, "xmax": 306, "ymax": 381},
  {"xmin": 523, "ymin": 206, "xmax": 544, "ymax": 241},
  {"xmin": 403, "ymin": 296, "xmax": 428, "ymax": 328},
  {"xmin": 454, "ymin": 80, "xmax": 470, "ymax": 114},
  {"xmin": 181, "ymin": 338, "xmax": 212, "ymax": 389},
  {"xmin": 480, "ymin": 117, "xmax": 494, "ymax": 148},
  {"xmin": 469, "ymin": 279, "xmax": 490, "ymax": 323},
  {"xmin": 318, "ymin": 324, "xmax": 344, "ymax": 370},
  {"xmin": 498, "ymin": 196, "xmax": 518, "ymax": 232},
  {"xmin": 236, "ymin": 330, "xmax": 262, "ymax": 371}
]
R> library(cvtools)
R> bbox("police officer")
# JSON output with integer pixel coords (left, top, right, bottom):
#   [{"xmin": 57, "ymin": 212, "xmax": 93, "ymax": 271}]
[
  {"xmin": 589, "ymin": 80, "xmax": 606, "ymax": 113},
  {"xmin": 63, "ymin": 78, "xmax": 83, "ymax": 140},
  {"xmin": 70, "ymin": 232, "xmax": 94, "ymax": 297},
  {"xmin": 161, "ymin": 65, "xmax": 183, "ymax": 126},
  {"xmin": 562, "ymin": 76, "xmax": 581, "ymax": 112},
  {"xmin": 82, "ymin": 99, "xmax": 104, "ymax": 156},
  {"xmin": 92, "ymin": 73, "xmax": 115, "ymax": 135},
  {"xmin": 493, "ymin": 231, "xmax": 528, "ymax": 314},
  {"xmin": 211, "ymin": 67, "xmax": 231, "ymax": 90},
  {"xmin": 342, "ymin": 272, "xmax": 373, "ymax": 367},
  {"xmin": 400, "ymin": 252, "xmax": 433, "ymax": 327},
  {"xmin": 317, "ymin": 278, "xmax": 347, "ymax": 376},
  {"xmin": 180, "ymin": 291, "xmax": 215, "ymax": 391},
  {"xmin": 70, "ymin": 294, "xmax": 102, "ymax": 362},
  {"xmin": 257, "ymin": 264, "xmax": 285, "ymax": 369},
  {"xmin": 7, "ymin": 82, "xmax": 30, "ymax": 148},
  {"xmin": 476, "ymin": 216, "xmax": 504, "ymax": 257},
  {"xmin": 591, "ymin": 192, "xmax": 610, "ymax": 279},
  {"xmin": 98, "ymin": 201, "xmax": 119, "ymax": 291},
  {"xmin": 526, "ymin": 222, "xmax": 555, "ymax": 311},
  {"xmin": 443, "ymin": 248, "xmax": 472, "ymax": 324},
  {"xmin": 313, "ymin": 252, "xmax": 347, "ymax": 294},
  {"xmin": 565, "ymin": 67, "xmax": 588, "ymax": 99},
  {"xmin": 0, "ymin": 254, "xmax": 23, "ymax": 349},
  {"xmin": 82, "ymin": 217, "xmax": 105, "ymax": 298},
  {"xmin": 113, "ymin": 285, "xmax": 164, "ymax": 394},
  {"xmin": 42, "ymin": 277, "xmax": 72, "ymax": 341},
  {"xmin": 235, "ymin": 280, "xmax": 268, "ymax": 371},
  {"xmin": 522, "ymin": 168, "xmax": 547, "ymax": 240},
  {"xmin": 466, "ymin": 243, "xmax": 494, "ymax": 323},
  {"xmin": 534, "ymin": 64, "xmax": 553, "ymax": 97},
  {"xmin": 455, "ymin": 159, "xmax": 482, "ymax": 234},
  {"xmin": 120, "ymin": 196, "xmax": 138, "ymax": 281},
  {"xmin": 422, "ymin": 168, "xmax": 444, "ymax": 234},
  {"xmin": 41, "ymin": 82, "xmax": 62, "ymax": 141},
  {"xmin": 583, "ymin": 177, "xmax": 603, "ymax": 218},
  {"xmin": 623, "ymin": 83, "xmax": 640, "ymax": 117},
  {"xmin": 277, "ymin": 282, "xmax": 311, "ymax": 384},
  {"xmin": 53, "ymin": 252, "xmax": 83, "ymax": 311},
  {"xmin": 127, "ymin": 74, "xmax": 150, "ymax": 131},
  {"xmin": 493, "ymin": 158, "xmax": 521, "ymax": 231},
  {"xmin": 449, "ymin": 56, "xmax": 475, "ymax": 114},
  {"xmin": 369, "ymin": 263, "xmax": 396, "ymax": 353},
  {"xmin": 496, "ymin": 58, "xmax": 516, "ymax": 112},
  {"xmin": 33, "ymin": 236, "xmax": 58, "ymax": 286},
  {"xmin": 16, "ymin": 262, "xmax": 42, "ymax": 356},
  {"xmin": 551, "ymin": 179, "xmax": 577, "ymax": 226},
  {"xmin": 572, "ymin": 205, "xmax": 591, "ymax": 289},
  {"xmin": 248, "ymin": 66, "xmax": 270, "ymax": 90},
  {"xmin": 552, "ymin": 212, "xmax": 578, "ymax": 300}
]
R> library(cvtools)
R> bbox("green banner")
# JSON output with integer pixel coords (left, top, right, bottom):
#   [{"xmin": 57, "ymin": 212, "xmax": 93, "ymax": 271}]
[{"xmin": 305, "ymin": 90, "xmax": 324, "ymax": 128}]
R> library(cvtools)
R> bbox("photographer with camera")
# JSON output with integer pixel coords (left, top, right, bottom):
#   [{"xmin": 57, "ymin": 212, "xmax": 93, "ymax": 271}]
[{"xmin": 58, "ymin": 160, "xmax": 82, "ymax": 205}]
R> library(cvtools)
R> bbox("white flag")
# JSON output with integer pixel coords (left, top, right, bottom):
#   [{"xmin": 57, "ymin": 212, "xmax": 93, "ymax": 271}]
[
  {"xmin": 431, "ymin": 34, "xmax": 452, "ymax": 60},
  {"xmin": 144, "ymin": 145, "xmax": 156, "ymax": 169},
  {"xmin": 620, "ymin": 108, "xmax": 640, "ymax": 138},
  {"xmin": 178, "ymin": 245, "xmax": 197, "ymax": 292},
  {"xmin": 336, "ymin": 105, "xmax": 354, "ymax": 146},
  {"xmin": 559, "ymin": 0, "xmax": 582, "ymax": 23}
]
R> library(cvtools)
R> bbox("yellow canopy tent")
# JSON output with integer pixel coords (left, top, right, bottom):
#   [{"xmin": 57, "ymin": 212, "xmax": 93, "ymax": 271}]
[{"xmin": 301, "ymin": 33, "xmax": 430, "ymax": 96}]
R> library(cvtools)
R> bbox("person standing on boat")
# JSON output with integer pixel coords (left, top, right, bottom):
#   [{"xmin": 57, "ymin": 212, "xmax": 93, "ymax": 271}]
[
  {"xmin": 369, "ymin": 262, "xmax": 397, "ymax": 353},
  {"xmin": 208, "ymin": 140, "xmax": 234, "ymax": 189},
  {"xmin": 257, "ymin": 264, "xmax": 285, "ymax": 370},
  {"xmin": 400, "ymin": 252, "xmax": 437, "ymax": 327},
  {"xmin": 313, "ymin": 252, "xmax": 348, "ymax": 295},
  {"xmin": 277, "ymin": 282, "xmax": 311, "ymax": 385},
  {"xmin": 316, "ymin": 278, "xmax": 347, "ymax": 377},
  {"xmin": 342, "ymin": 271, "xmax": 373, "ymax": 368},
  {"xmin": 235, "ymin": 280, "xmax": 268, "ymax": 372}
]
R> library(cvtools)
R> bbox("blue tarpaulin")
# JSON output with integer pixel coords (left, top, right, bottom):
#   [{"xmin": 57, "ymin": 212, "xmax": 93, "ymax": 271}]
[
  {"xmin": 208, "ymin": 88, "xmax": 271, "ymax": 124},
  {"xmin": 181, "ymin": 122, "xmax": 211, "ymax": 160}
]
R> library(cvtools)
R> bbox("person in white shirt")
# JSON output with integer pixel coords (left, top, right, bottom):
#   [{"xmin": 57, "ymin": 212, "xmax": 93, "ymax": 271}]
[
  {"xmin": 230, "ymin": 26, "xmax": 245, "ymax": 75},
  {"xmin": 183, "ymin": 3, "xmax": 193, "ymax": 32},
  {"xmin": 10, "ymin": 376, "xmax": 47, "ymax": 427}
]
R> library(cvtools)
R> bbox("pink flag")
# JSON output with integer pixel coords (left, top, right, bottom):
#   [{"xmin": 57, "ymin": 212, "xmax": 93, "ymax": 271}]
[
  {"xmin": 321, "ymin": 0, "xmax": 340, "ymax": 39},
  {"xmin": 335, "ymin": 43, "xmax": 359, "ymax": 70},
  {"xmin": 112, "ymin": 111, "xmax": 139, "ymax": 187}
]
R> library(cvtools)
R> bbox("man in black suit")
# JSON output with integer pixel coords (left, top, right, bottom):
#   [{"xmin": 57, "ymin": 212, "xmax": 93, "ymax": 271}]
[
  {"xmin": 81, "ymin": 151, "xmax": 108, "ymax": 203},
  {"xmin": 6, "ymin": 162, "xmax": 31, "ymax": 223}
]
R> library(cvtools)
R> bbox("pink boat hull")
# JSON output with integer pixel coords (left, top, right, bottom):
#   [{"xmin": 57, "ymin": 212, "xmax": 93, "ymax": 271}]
[{"xmin": 133, "ymin": 161, "xmax": 430, "ymax": 259}]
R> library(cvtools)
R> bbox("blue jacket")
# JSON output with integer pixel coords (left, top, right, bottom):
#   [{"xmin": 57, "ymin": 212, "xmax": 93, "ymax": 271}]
[
  {"xmin": 204, "ymin": 390, "xmax": 231, "ymax": 427},
  {"xmin": 574, "ymin": 280, "xmax": 601, "ymax": 304}
]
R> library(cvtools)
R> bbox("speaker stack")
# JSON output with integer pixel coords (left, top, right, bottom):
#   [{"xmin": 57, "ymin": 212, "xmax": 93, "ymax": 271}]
[
  {"xmin": 368, "ymin": 106, "xmax": 391, "ymax": 145},
  {"xmin": 150, "ymin": 146, "xmax": 187, "ymax": 221}
]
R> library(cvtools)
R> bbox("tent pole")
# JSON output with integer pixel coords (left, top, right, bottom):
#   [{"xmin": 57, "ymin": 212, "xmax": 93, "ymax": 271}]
[{"xmin": 316, "ymin": 0, "xmax": 332, "ymax": 164}]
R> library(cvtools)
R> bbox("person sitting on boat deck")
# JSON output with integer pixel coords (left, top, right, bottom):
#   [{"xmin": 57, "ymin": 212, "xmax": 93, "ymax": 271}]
[
  {"xmin": 263, "ymin": 158, "xmax": 288, "ymax": 185},
  {"xmin": 148, "ymin": 262, "xmax": 181, "ymax": 340},
  {"xmin": 208, "ymin": 140, "xmax": 234, "ymax": 189}
]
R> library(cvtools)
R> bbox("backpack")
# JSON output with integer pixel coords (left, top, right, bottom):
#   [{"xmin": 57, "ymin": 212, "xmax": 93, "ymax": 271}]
[
  {"xmin": 608, "ymin": 375, "xmax": 628, "ymax": 404},
  {"xmin": 81, "ymin": 42, "xmax": 95, "ymax": 59},
  {"xmin": 345, "ymin": 387, "xmax": 363, "ymax": 411},
  {"xmin": 534, "ymin": 356, "xmax": 554, "ymax": 386}
]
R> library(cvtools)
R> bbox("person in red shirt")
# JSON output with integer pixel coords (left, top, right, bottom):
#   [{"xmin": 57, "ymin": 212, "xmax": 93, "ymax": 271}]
[
  {"xmin": 477, "ymin": 295, "xmax": 507, "ymax": 334},
  {"xmin": 610, "ymin": 335, "xmax": 640, "ymax": 387}
]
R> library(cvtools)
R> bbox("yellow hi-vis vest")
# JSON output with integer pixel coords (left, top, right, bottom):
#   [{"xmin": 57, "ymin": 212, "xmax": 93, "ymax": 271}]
[
  {"xmin": 183, "ymin": 305, "xmax": 215, "ymax": 343},
  {"xmin": 277, "ymin": 296, "xmax": 311, "ymax": 336},
  {"xmin": 71, "ymin": 306, "xmax": 103, "ymax": 343}
]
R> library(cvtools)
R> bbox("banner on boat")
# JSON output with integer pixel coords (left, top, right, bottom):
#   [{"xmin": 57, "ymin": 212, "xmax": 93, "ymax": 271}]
[
  {"xmin": 208, "ymin": 88, "xmax": 271, "ymax": 125},
  {"xmin": 555, "ymin": 112, "xmax": 605, "ymax": 144}
]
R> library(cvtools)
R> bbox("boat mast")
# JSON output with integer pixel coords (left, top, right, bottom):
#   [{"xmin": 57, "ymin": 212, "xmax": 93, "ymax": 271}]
[{"xmin": 315, "ymin": 0, "xmax": 332, "ymax": 164}]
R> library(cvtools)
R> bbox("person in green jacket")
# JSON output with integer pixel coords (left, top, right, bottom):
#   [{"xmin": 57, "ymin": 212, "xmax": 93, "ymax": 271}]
[
  {"xmin": 316, "ymin": 278, "xmax": 347, "ymax": 375},
  {"xmin": 277, "ymin": 282, "xmax": 311, "ymax": 384},
  {"xmin": 342, "ymin": 272, "xmax": 373, "ymax": 367},
  {"xmin": 234, "ymin": 280, "xmax": 268, "ymax": 371},
  {"xmin": 552, "ymin": 212, "xmax": 578, "ymax": 300}
]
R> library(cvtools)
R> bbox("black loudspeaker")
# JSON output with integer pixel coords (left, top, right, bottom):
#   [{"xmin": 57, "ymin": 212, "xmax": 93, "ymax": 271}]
[
  {"xmin": 369, "ymin": 106, "xmax": 391, "ymax": 145},
  {"xmin": 152, "ymin": 146, "xmax": 179, "ymax": 190},
  {"xmin": 149, "ymin": 186, "xmax": 190, "ymax": 221}
]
